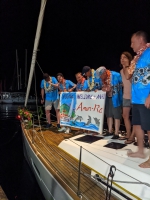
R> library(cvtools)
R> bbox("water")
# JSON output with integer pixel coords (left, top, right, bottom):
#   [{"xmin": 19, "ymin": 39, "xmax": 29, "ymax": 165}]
[{"xmin": 0, "ymin": 104, "xmax": 45, "ymax": 200}]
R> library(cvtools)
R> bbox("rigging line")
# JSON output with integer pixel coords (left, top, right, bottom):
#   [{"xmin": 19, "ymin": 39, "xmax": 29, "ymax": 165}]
[
  {"xmin": 68, "ymin": 138, "xmax": 144, "ymax": 184},
  {"xmin": 34, "ymin": 69, "xmax": 46, "ymax": 142},
  {"xmin": 86, "ymin": 173, "xmax": 150, "ymax": 189},
  {"xmin": 36, "ymin": 60, "xmax": 44, "ymax": 74}
]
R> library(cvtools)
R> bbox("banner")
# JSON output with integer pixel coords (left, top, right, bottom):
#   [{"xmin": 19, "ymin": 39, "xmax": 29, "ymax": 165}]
[{"xmin": 60, "ymin": 91, "xmax": 106, "ymax": 134}]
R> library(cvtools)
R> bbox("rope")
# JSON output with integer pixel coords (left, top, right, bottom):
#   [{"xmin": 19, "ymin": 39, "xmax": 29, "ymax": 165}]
[
  {"xmin": 105, "ymin": 165, "xmax": 116, "ymax": 200},
  {"xmin": 33, "ymin": 69, "xmax": 45, "ymax": 142},
  {"xmin": 36, "ymin": 60, "xmax": 44, "ymax": 74}
]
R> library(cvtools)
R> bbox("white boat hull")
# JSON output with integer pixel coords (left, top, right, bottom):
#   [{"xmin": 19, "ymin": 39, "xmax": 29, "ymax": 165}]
[{"xmin": 22, "ymin": 129, "xmax": 73, "ymax": 200}]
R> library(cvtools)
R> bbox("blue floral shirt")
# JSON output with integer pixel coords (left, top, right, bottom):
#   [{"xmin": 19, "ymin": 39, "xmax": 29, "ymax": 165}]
[
  {"xmin": 41, "ymin": 77, "xmax": 59, "ymax": 101},
  {"xmin": 110, "ymin": 71, "xmax": 123, "ymax": 107},
  {"xmin": 88, "ymin": 70, "xmax": 102, "ymax": 91},
  {"xmin": 131, "ymin": 48, "xmax": 150, "ymax": 104},
  {"xmin": 76, "ymin": 80, "xmax": 88, "ymax": 91},
  {"xmin": 58, "ymin": 80, "xmax": 75, "ymax": 91}
]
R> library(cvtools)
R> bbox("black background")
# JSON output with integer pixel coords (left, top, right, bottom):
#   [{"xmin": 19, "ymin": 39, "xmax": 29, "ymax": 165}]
[{"xmin": 0, "ymin": 0, "xmax": 150, "ymax": 90}]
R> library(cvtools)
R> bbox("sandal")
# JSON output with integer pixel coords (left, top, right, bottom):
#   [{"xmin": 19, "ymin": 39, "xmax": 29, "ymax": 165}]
[
  {"xmin": 125, "ymin": 139, "xmax": 135, "ymax": 144},
  {"xmin": 119, "ymin": 136, "xmax": 129, "ymax": 140},
  {"xmin": 103, "ymin": 131, "xmax": 113, "ymax": 136},
  {"xmin": 75, "ymin": 130, "xmax": 84, "ymax": 134}
]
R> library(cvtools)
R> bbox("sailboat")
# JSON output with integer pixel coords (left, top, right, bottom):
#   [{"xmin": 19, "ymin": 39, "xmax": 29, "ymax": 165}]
[
  {"xmin": 0, "ymin": 50, "xmax": 37, "ymax": 104},
  {"xmin": 60, "ymin": 97, "xmax": 74, "ymax": 122},
  {"xmin": 21, "ymin": 1, "xmax": 150, "ymax": 200}
]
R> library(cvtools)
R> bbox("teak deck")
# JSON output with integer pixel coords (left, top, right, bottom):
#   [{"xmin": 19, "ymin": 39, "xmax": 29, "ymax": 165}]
[{"xmin": 23, "ymin": 124, "xmax": 119, "ymax": 200}]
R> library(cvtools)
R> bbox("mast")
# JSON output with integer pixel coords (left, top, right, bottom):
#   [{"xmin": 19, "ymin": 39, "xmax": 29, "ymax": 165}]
[
  {"xmin": 20, "ymin": 68, "xmax": 22, "ymax": 90},
  {"xmin": 16, "ymin": 49, "xmax": 19, "ymax": 90},
  {"xmin": 25, "ymin": 49, "xmax": 27, "ymax": 88},
  {"xmin": 24, "ymin": 0, "xmax": 47, "ymax": 106}
]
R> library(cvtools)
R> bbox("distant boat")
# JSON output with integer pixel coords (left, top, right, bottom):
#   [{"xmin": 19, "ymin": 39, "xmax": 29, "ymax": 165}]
[{"xmin": 0, "ymin": 92, "xmax": 37, "ymax": 104}]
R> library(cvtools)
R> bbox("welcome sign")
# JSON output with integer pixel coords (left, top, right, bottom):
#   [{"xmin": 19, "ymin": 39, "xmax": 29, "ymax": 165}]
[{"xmin": 60, "ymin": 91, "xmax": 106, "ymax": 134}]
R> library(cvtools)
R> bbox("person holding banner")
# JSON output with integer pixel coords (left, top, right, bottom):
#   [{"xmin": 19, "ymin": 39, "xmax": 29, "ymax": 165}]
[
  {"xmin": 82, "ymin": 66, "xmax": 102, "ymax": 91},
  {"xmin": 57, "ymin": 73, "xmax": 76, "ymax": 93},
  {"xmin": 96, "ymin": 66, "xmax": 123, "ymax": 139},
  {"xmin": 75, "ymin": 72, "xmax": 88, "ymax": 91},
  {"xmin": 57, "ymin": 73, "xmax": 76, "ymax": 133},
  {"xmin": 41, "ymin": 73, "xmax": 60, "ymax": 129},
  {"xmin": 75, "ymin": 72, "xmax": 88, "ymax": 134}
]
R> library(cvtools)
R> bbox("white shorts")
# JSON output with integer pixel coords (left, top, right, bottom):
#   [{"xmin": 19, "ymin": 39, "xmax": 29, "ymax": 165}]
[{"xmin": 45, "ymin": 99, "xmax": 60, "ymax": 110}]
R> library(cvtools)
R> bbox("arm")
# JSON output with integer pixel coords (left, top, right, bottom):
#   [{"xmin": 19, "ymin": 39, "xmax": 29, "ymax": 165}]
[
  {"xmin": 68, "ymin": 80, "xmax": 76, "ymax": 92},
  {"xmin": 50, "ymin": 77, "xmax": 59, "ymax": 88},
  {"xmin": 41, "ymin": 88, "xmax": 45, "ymax": 104},
  {"xmin": 123, "ymin": 66, "xmax": 132, "ymax": 80},
  {"xmin": 68, "ymin": 84, "xmax": 76, "ymax": 92}
]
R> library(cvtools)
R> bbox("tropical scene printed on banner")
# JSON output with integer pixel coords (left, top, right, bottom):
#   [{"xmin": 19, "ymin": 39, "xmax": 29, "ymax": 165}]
[{"xmin": 60, "ymin": 91, "xmax": 106, "ymax": 134}]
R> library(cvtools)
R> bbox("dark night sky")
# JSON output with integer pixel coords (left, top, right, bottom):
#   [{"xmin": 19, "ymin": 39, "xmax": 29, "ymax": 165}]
[{"xmin": 0, "ymin": 0, "xmax": 150, "ymax": 90}]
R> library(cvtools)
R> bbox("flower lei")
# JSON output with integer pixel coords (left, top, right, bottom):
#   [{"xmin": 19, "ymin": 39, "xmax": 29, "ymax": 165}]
[
  {"xmin": 102, "ymin": 70, "xmax": 112, "ymax": 97},
  {"xmin": 128, "ymin": 43, "xmax": 150, "ymax": 75},
  {"xmin": 44, "ymin": 76, "xmax": 53, "ymax": 92},
  {"xmin": 59, "ymin": 80, "xmax": 67, "ymax": 91},
  {"xmin": 102, "ymin": 70, "xmax": 111, "ymax": 87},
  {"xmin": 77, "ymin": 77, "xmax": 85, "ymax": 91},
  {"xmin": 87, "ymin": 69, "xmax": 95, "ymax": 90}
]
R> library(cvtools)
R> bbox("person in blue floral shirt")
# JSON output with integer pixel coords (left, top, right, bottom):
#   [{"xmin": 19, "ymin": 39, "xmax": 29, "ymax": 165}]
[
  {"xmin": 57, "ymin": 73, "xmax": 76, "ymax": 133},
  {"xmin": 57, "ymin": 73, "xmax": 76, "ymax": 93},
  {"xmin": 124, "ymin": 31, "xmax": 150, "ymax": 167},
  {"xmin": 41, "ymin": 73, "xmax": 60, "ymax": 129},
  {"xmin": 75, "ymin": 72, "xmax": 88, "ymax": 91},
  {"xmin": 96, "ymin": 66, "xmax": 123, "ymax": 139},
  {"xmin": 75, "ymin": 72, "xmax": 88, "ymax": 134},
  {"xmin": 82, "ymin": 66, "xmax": 102, "ymax": 91}
]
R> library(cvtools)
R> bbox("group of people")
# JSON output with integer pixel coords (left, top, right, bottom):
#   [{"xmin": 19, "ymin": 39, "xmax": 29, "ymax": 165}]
[{"xmin": 41, "ymin": 30, "xmax": 150, "ymax": 168}]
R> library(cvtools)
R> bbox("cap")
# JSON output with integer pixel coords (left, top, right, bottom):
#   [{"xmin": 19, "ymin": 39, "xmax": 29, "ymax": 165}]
[
  {"xmin": 82, "ymin": 66, "xmax": 90, "ymax": 76},
  {"xmin": 95, "ymin": 66, "xmax": 106, "ymax": 78}
]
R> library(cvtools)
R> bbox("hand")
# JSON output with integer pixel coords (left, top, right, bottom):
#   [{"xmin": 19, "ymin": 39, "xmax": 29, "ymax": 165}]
[
  {"xmin": 68, "ymin": 89, "xmax": 72, "ymax": 92},
  {"xmin": 41, "ymin": 99, "xmax": 44, "ymax": 104},
  {"xmin": 94, "ymin": 89, "xmax": 98, "ymax": 92},
  {"xmin": 102, "ymin": 86, "xmax": 111, "ymax": 92},
  {"xmin": 145, "ymin": 95, "xmax": 150, "ymax": 109}
]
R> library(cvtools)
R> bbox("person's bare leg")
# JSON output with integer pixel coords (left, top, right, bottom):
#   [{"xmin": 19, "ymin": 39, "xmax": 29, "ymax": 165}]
[
  {"xmin": 55, "ymin": 109, "xmax": 60, "ymax": 124},
  {"xmin": 46, "ymin": 110, "xmax": 51, "ymax": 124},
  {"xmin": 122, "ymin": 107, "xmax": 131, "ymax": 138},
  {"xmin": 127, "ymin": 125, "xmax": 145, "ymax": 158},
  {"xmin": 114, "ymin": 119, "xmax": 120, "ymax": 135},
  {"xmin": 139, "ymin": 131, "xmax": 150, "ymax": 168},
  {"xmin": 107, "ymin": 117, "xmax": 113, "ymax": 133},
  {"xmin": 125, "ymin": 128, "xmax": 135, "ymax": 144}
]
